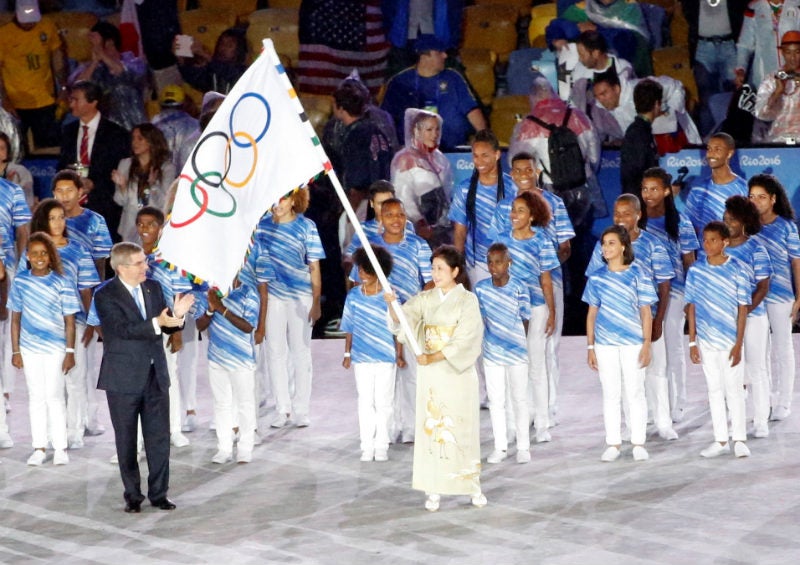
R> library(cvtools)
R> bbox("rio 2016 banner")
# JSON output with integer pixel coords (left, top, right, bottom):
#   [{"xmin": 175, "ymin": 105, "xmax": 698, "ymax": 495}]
[{"xmin": 157, "ymin": 39, "xmax": 330, "ymax": 291}]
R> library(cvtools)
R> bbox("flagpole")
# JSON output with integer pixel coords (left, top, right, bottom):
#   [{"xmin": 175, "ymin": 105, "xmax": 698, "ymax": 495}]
[{"xmin": 325, "ymin": 169, "xmax": 423, "ymax": 357}]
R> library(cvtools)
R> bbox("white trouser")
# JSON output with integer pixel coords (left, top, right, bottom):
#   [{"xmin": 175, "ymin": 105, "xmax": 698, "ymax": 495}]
[
  {"xmin": 354, "ymin": 362, "xmax": 396, "ymax": 452},
  {"xmin": 163, "ymin": 334, "xmax": 182, "ymax": 435},
  {"xmin": 267, "ymin": 295, "xmax": 313, "ymax": 417},
  {"xmin": 664, "ymin": 293, "xmax": 687, "ymax": 412},
  {"xmin": 208, "ymin": 362, "xmax": 256, "ymax": 455},
  {"xmin": 744, "ymin": 313, "xmax": 770, "ymax": 428},
  {"xmin": 468, "ymin": 261, "xmax": 491, "ymax": 404},
  {"xmin": 84, "ymin": 330, "xmax": 103, "ymax": 431},
  {"xmin": 766, "ymin": 301, "xmax": 796, "ymax": 410},
  {"xmin": 177, "ymin": 319, "xmax": 200, "ymax": 415},
  {"xmin": 546, "ymin": 283, "xmax": 564, "ymax": 413},
  {"xmin": 254, "ymin": 340, "xmax": 272, "ymax": 409},
  {"xmin": 65, "ymin": 320, "xmax": 90, "ymax": 441},
  {"xmin": 699, "ymin": 341, "xmax": 746, "ymax": 443},
  {"xmin": 596, "ymin": 344, "xmax": 647, "ymax": 446},
  {"xmin": 527, "ymin": 304, "xmax": 550, "ymax": 431},
  {"xmin": 645, "ymin": 334, "xmax": 672, "ymax": 431},
  {"xmin": 0, "ymin": 373, "xmax": 8, "ymax": 435},
  {"xmin": 0, "ymin": 265, "xmax": 18, "ymax": 395},
  {"xmin": 22, "ymin": 350, "xmax": 67, "ymax": 450},
  {"xmin": 485, "ymin": 361, "xmax": 529, "ymax": 451},
  {"xmin": 393, "ymin": 353, "xmax": 416, "ymax": 439}
]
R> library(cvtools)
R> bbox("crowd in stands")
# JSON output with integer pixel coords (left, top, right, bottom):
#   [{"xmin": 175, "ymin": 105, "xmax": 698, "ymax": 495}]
[{"xmin": 0, "ymin": 1, "xmax": 799, "ymax": 485}]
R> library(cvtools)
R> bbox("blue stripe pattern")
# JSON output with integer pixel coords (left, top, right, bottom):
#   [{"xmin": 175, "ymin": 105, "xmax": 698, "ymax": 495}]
[
  {"xmin": 685, "ymin": 175, "xmax": 748, "ymax": 236},
  {"xmin": 340, "ymin": 286, "xmax": 397, "ymax": 364},
  {"xmin": 725, "ymin": 238, "xmax": 773, "ymax": 317},
  {"xmin": 645, "ymin": 213, "xmax": 699, "ymax": 295},
  {"xmin": 207, "ymin": 284, "xmax": 260, "ymax": 369},
  {"xmin": 495, "ymin": 231, "xmax": 559, "ymax": 306},
  {"xmin": 475, "ymin": 276, "xmax": 530, "ymax": 365},
  {"xmin": 752, "ymin": 217, "xmax": 800, "ymax": 303},
  {"xmin": 65, "ymin": 209, "xmax": 112, "ymax": 261},
  {"xmin": 0, "ymin": 178, "xmax": 31, "ymax": 268}
]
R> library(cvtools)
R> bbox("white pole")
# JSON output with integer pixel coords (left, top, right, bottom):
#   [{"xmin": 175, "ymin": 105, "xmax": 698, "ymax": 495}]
[{"xmin": 325, "ymin": 169, "xmax": 422, "ymax": 356}]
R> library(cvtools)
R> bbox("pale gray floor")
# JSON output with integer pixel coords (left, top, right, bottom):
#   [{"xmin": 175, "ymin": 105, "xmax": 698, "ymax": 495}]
[{"xmin": 1, "ymin": 336, "xmax": 799, "ymax": 564}]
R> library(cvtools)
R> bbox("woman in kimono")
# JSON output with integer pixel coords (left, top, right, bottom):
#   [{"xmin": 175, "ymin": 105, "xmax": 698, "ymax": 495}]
[{"xmin": 385, "ymin": 245, "xmax": 485, "ymax": 512}]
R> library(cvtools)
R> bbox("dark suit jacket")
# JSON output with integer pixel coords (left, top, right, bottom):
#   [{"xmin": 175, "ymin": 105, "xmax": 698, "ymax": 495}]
[
  {"xmin": 620, "ymin": 115, "xmax": 659, "ymax": 196},
  {"xmin": 94, "ymin": 277, "xmax": 177, "ymax": 394},
  {"xmin": 59, "ymin": 117, "xmax": 130, "ymax": 238}
]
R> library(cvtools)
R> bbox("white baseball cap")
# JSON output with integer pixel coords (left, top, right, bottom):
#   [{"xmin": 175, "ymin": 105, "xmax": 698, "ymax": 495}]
[{"xmin": 16, "ymin": 0, "xmax": 42, "ymax": 24}]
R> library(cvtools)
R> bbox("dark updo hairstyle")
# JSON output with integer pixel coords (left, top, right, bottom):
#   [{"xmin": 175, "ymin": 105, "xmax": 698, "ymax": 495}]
[
  {"xmin": 431, "ymin": 244, "xmax": 470, "ymax": 290},
  {"xmin": 724, "ymin": 195, "xmax": 761, "ymax": 236},
  {"xmin": 703, "ymin": 220, "xmax": 731, "ymax": 240},
  {"xmin": 601, "ymin": 225, "xmax": 634, "ymax": 266}
]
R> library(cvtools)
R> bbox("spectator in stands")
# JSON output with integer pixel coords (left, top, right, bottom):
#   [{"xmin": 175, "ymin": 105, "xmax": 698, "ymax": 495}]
[
  {"xmin": 736, "ymin": 0, "xmax": 800, "ymax": 90},
  {"xmin": 152, "ymin": 84, "xmax": 198, "ymax": 172},
  {"xmin": 0, "ymin": 112, "xmax": 21, "ymax": 166},
  {"xmin": 177, "ymin": 28, "xmax": 248, "ymax": 95},
  {"xmin": 69, "ymin": 21, "xmax": 147, "ymax": 132},
  {"xmin": 381, "ymin": 35, "xmax": 487, "ymax": 151},
  {"xmin": 754, "ymin": 30, "xmax": 800, "ymax": 144},
  {"xmin": 382, "ymin": 0, "xmax": 463, "ymax": 76},
  {"xmin": 136, "ymin": 0, "xmax": 181, "ymax": 87},
  {"xmin": 0, "ymin": 0, "xmax": 67, "ymax": 149},
  {"xmin": 680, "ymin": 0, "xmax": 747, "ymax": 135},
  {"xmin": 0, "ymin": 132, "xmax": 35, "ymax": 209},
  {"xmin": 620, "ymin": 79, "xmax": 661, "ymax": 197},
  {"xmin": 590, "ymin": 71, "xmax": 702, "ymax": 151},
  {"xmin": 58, "ymin": 80, "xmax": 130, "ymax": 243},
  {"xmin": 572, "ymin": 30, "xmax": 635, "ymax": 85}
]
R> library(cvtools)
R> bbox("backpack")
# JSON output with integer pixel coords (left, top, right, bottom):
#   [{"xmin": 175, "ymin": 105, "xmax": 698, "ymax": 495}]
[{"xmin": 526, "ymin": 108, "xmax": 587, "ymax": 192}]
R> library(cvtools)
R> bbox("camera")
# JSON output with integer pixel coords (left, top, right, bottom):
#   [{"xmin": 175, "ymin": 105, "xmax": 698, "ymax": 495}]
[{"xmin": 776, "ymin": 70, "xmax": 798, "ymax": 80}]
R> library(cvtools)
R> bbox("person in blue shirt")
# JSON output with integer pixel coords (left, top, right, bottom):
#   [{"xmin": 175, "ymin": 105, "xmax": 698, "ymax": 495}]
[
  {"xmin": 584, "ymin": 225, "xmax": 657, "ymax": 463},
  {"xmin": 10, "ymin": 232, "xmax": 81, "ymax": 466},
  {"xmin": 724, "ymin": 195, "xmax": 773, "ymax": 438},
  {"xmin": 640, "ymin": 167, "xmax": 699, "ymax": 424},
  {"xmin": 52, "ymin": 169, "xmax": 113, "ymax": 437},
  {"xmin": 341, "ymin": 246, "xmax": 403, "ymax": 462},
  {"xmin": 748, "ymin": 174, "xmax": 800, "ymax": 422},
  {"xmin": 475, "ymin": 243, "xmax": 532, "ymax": 464},
  {"xmin": 136, "ymin": 207, "xmax": 193, "ymax": 448},
  {"xmin": 257, "ymin": 188, "xmax": 325, "ymax": 429},
  {"xmin": 196, "ymin": 277, "xmax": 260, "ymax": 464},
  {"xmin": 450, "ymin": 130, "xmax": 514, "ymax": 285},
  {"xmin": 588, "ymin": 194, "xmax": 678, "ymax": 441},
  {"xmin": 29, "ymin": 198, "xmax": 100, "ymax": 450},
  {"xmin": 686, "ymin": 221, "xmax": 751, "ymax": 458},
  {"xmin": 495, "ymin": 192, "xmax": 559, "ymax": 444},
  {"xmin": 685, "ymin": 133, "xmax": 748, "ymax": 238}
]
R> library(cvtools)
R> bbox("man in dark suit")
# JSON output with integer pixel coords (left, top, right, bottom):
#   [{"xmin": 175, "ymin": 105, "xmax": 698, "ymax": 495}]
[
  {"xmin": 58, "ymin": 80, "xmax": 130, "ymax": 243},
  {"xmin": 94, "ymin": 242, "xmax": 194, "ymax": 513}
]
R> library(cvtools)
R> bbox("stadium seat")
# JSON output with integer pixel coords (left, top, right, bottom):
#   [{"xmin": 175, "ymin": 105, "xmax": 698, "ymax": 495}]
[
  {"xmin": 460, "ymin": 48, "xmax": 497, "ymax": 107},
  {"xmin": 490, "ymin": 94, "xmax": 530, "ymax": 146},
  {"xmin": 462, "ymin": 5, "xmax": 519, "ymax": 64},
  {"xmin": 652, "ymin": 45, "xmax": 698, "ymax": 112},
  {"xmin": 670, "ymin": 1, "xmax": 689, "ymax": 46},
  {"xmin": 528, "ymin": 2, "xmax": 557, "ymax": 48},
  {"xmin": 474, "ymin": 0, "xmax": 533, "ymax": 20},
  {"xmin": 178, "ymin": 8, "xmax": 239, "ymax": 56},
  {"xmin": 298, "ymin": 93, "xmax": 333, "ymax": 138},
  {"xmin": 197, "ymin": 0, "xmax": 257, "ymax": 19},
  {"xmin": 0, "ymin": 11, "xmax": 15, "ymax": 27},
  {"xmin": 267, "ymin": 0, "xmax": 302, "ymax": 8},
  {"xmin": 51, "ymin": 11, "xmax": 99, "ymax": 63},
  {"xmin": 246, "ymin": 8, "xmax": 300, "ymax": 67}
]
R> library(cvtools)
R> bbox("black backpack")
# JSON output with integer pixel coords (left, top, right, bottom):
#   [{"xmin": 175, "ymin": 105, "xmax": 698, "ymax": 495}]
[{"xmin": 526, "ymin": 108, "xmax": 587, "ymax": 192}]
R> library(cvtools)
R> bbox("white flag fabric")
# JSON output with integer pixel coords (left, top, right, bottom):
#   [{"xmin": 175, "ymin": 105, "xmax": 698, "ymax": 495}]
[{"xmin": 158, "ymin": 39, "xmax": 331, "ymax": 291}]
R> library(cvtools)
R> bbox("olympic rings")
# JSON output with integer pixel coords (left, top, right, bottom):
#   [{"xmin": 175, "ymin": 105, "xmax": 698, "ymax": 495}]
[
  {"xmin": 224, "ymin": 131, "xmax": 258, "ymax": 188},
  {"xmin": 170, "ymin": 175, "xmax": 209, "ymax": 228},
  {"xmin": 191, "ymin": 131, "xmax": 232, "ymax": 188},
  {"xmin": 229, "ymin": 93, "xmax": 270, "ymax": 147}
]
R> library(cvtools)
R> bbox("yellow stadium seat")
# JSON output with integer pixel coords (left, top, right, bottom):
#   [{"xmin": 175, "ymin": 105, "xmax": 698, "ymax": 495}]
[
  {"xmin": 0, "ymin": 11, "xmax": 15, "ymax": 27},
  {"xmin": 460, "ymin": 48, "xmax": 497, "ymax": 107},
  {"xmin": 198, "ymin": 0, "xmax": 257, "ymax": 19},
  {"xmin": 267, "ymin": 0, "xmax": 302, "ymax": 8},
  {"xmin": 462, "ymin": 5, "xmax": 519, "ymax": 64},
  {"xmin": 178, "ymin": 8, "xmax": 238, "ymax": 55},
  {"xmin": 528, "ymin": 3, "xmax": 557, "ymax": 48},
  {"xmin": 298, "ymin": 93, "xmax": 333, "ymax": 138},
  {"xmin": 652, "ymin": 45, "xmax": 698, "ymax": 111},
  {"xmin": 51, "ymin": 12, "xmax": 99, "ymax": 63},
  {"xmin": 490, "ymin": 94, "xmax": 530, "ymax": 146},
  {"xmin": 670, "ymin": 1, "xmax": 689, "ymax": 46},
  {"xmin": 246, "ymin": 9, "xmax": 299, "ymax": 68},
  {"xmin": 474, "ymin": 0, "xmax": 533, "ymax": 20}
]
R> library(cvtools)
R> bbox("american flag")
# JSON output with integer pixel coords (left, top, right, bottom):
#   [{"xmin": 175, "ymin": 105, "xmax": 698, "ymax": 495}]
[{"xmin": 296, "ymin": 0, "xmax": 389, "ymax": 96}]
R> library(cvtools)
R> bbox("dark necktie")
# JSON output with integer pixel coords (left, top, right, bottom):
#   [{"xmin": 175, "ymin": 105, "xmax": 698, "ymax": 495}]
[{"xmin": 79, "ymin": 125, "xmax": 90, "ymax": 166}]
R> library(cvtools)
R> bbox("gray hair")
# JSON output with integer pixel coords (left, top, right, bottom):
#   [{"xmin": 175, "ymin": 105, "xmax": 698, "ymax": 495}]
[{"xmin": 110, "ymin": 242, "xmax": 144, "ymax": 270}]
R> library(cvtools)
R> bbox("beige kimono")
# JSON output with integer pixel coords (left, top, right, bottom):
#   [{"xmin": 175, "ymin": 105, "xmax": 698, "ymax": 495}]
[{"xmin": 397, "ymin": 285, "xmax": 484, "ymax": 496}]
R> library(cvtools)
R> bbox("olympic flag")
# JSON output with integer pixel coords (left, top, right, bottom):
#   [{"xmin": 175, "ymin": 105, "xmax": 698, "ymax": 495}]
[{"xmin": 158, "ymin": 39, "xmax": 331, "ymax": 291}]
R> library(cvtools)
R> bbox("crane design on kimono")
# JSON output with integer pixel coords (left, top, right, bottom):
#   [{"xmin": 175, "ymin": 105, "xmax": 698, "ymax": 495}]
[{"xmin": 423, "ymin": 389, "xmax": 463, "ymax": 459}]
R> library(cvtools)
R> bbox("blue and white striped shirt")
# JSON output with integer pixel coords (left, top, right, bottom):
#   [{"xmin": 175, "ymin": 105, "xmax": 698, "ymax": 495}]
[
  {"xmin": 645, "ymin": 213, "xmax": 699, "ymax": 295},
  {"xmin": 340, "ymin": 285, "xmax": 397, "ymax": 364},
  {"xmin": 685, "ymin": 175, "xmax": 748, "ymax": 236},
  {"xmin": 65, "ymin": 208, "xmax": 112, "ymax": 261},
  {"xmin": 0, "ymin": 178, "xmax": 31, "ymax": 268},
  {"xmin": 495, "ymin": 230, "xmax": 559, "ymax": 307},
  {"xmin": 752, "ymin": 216, "xmax": 800, "ymax": 304},
  {"xmin": 207, "ymin": 284, "xmax": 260, "ymax": 370},
  {"xmin": 475, "ymin": 276, "xmax": 530, "ymax": 366},
  {"xmin": 725, "ymin": 237, "xmax": 773, "ymax": 318}
]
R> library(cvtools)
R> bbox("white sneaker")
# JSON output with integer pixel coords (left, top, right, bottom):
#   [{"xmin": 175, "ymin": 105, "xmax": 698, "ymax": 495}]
[
  {"xmin": 374, "ymin": 448, "xmax": 388, "ymax": 462},
  {"xmin": 516, "ymin": 449, "xmax": 531, "ymax": 464},
  {"xmin": 536, "ymin": 430, "xmax": 552, "ymax": 443},
  {"xmin": 171, "ymin": 432, "xmax": 190, "ymax": 447},
  {"xmin": 270, "ymin": 414, "xmax": 290, "ymax": 428},
  {"xmin": 658, "ymin": 427, "xmax": 679, "ymax": 441},
  {"xmin": 770, "ymin": 406, "xmax": 791, "ymax": 421},
  {"xmin": 181, "ymin": 414, "xmax": 196, "ymax": 433},
  {"xmin": 600, "ymin": 446, "xmax": 620, "ymax": 462},
  {"xmin": 425, "ymin": 493, "xmax": 440, "ymax": 512},
  {"xmin": 109, "ymin": 453, "xmax": 118, "ymax": 464},
  {"xmin": 27, "ymin": 450, "xmax": 46, "ymax": 466},
  {"xmin": 0, "ymin": 432, "xmax": 13, "ymax": 449},
  {"xmin": 632, "ymin": 445, "xmax": 649, "ymax": 461},
  {"xmin": 700, "ymin": 442, "xmax": 730, "ymax": 458},
  {"xmin": 53, "ymin": 449, "xmax": 69, "ymax": 465},
  {"xmin": 212, "ymin": 450, "xmax": 232, "ymax": 464},
  {"xmin": 295, "ymin": 415, "xmax": 311, "ymax": 428},
  {"xmin": 360, "ymin": 450, "xmax": 374, "ymax": 462},
  {"xmin": 487, "ymin": 449, "xmax": 507, "ymax": 464},
  {"xmin": 236, "ymin": 450, "xmax": 252, "ymax": 464},
  {"xmin": 753, "ymin": 424, "xmax": 769, "ymax": 438},
  {"xmin": 471, "ymin": 492, "xmax": 487, "ymax": 508},
  {"xmin": 734, "ymin": 441, "xmax": 751, "ymax": 458}
]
